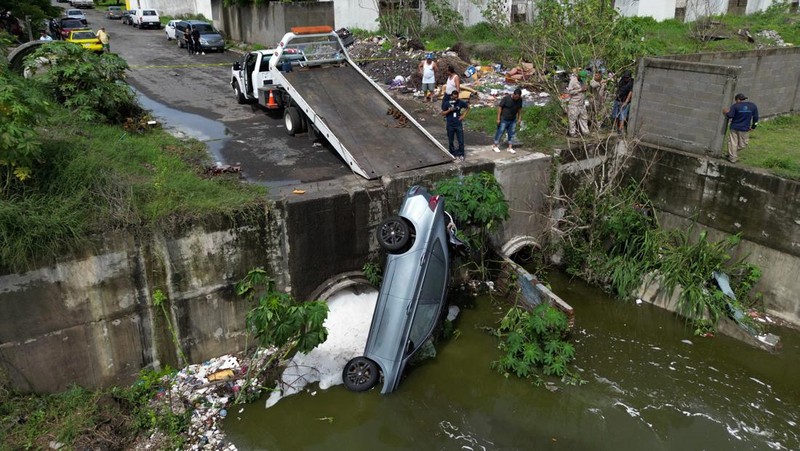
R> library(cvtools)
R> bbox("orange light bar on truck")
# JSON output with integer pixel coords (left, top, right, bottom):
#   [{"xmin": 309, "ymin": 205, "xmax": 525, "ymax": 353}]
[{"xmin": 290, "ymin": 26, "xmax": 333, "ymax": 35}]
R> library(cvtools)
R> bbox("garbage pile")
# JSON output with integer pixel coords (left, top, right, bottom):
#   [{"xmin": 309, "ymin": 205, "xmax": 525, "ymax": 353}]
[
  {"xmin": 346, "ymin": 37, "xmax": 554, "ymax": 109},
  {"xmin": 139, "ymin": 350, "xmax": 274, "ymax": 451},
  {"xmin": 756, "ymin": 29, "xmax": 792, "ymax": 47}
]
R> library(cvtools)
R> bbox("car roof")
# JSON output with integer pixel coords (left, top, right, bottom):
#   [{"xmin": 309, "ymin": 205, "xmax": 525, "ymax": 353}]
[{"xmin": 180, "ymin": 20, "xmax": 210, "ymax": 24}]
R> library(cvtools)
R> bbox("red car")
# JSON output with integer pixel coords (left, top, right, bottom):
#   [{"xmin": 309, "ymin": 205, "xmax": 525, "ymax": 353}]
[{"xmin": 57, "ymin": 18, "xmax": 85, "ymax": 40}]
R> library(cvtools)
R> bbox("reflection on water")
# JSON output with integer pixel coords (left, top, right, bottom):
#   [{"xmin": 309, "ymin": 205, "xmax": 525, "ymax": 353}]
[
  {"xmin": 224, "ymin": 272, "xmax": 800, "ymax": 450},
  {"xmin": 132, "ymin": 87, "xmax": 230, "ymax": 163}
]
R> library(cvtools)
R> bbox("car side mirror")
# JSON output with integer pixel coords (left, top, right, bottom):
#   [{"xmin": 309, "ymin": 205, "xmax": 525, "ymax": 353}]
[{"xmin": 233, "ymin": 61, "xmax": 241, "ymax": 71}]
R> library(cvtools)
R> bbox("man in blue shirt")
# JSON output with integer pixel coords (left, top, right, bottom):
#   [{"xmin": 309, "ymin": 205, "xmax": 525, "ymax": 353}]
[
  {"xmin": 723, "ymin": 93, "xmax": 759, "ymax": 163},
  {"xmin": 441, "ymin": 93, "xmax": 470, "ymax": 161}
]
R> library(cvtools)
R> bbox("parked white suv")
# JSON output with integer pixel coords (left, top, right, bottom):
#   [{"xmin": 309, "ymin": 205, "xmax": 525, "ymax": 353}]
[{"xmin": 133, "ymin": 9, "xmax": 160, "ymax": 29}]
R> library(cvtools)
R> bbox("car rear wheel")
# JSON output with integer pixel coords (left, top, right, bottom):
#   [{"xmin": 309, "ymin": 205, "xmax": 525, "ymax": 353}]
[
  {"xmin": 342, "ymin": 357, "xmax": 379, "ymax": 392},
  {"xmin": 377, "ymin": 216, "xmax": 411, "ymax": 252},
  {"xmin": 284, "ymin": 106, "xmax": 302, "ymax": 136}
]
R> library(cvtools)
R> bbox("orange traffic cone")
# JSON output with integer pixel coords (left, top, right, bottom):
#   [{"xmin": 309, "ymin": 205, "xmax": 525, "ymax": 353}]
[{"xmin": 266, "ymin": 90, "xmax": 278, "ymax": 109}]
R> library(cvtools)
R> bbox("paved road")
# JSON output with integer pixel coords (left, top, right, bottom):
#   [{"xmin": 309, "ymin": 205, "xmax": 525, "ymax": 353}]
[{"xmin": 76, "ymin": 7, "xmax": 494, "ymax": 194}]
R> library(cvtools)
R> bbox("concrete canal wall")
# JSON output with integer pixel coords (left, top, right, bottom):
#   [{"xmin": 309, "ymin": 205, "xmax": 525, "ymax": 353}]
[
  {"xmin": 0, "ymin": 155, "xmax": 552, "ymax": 393},
  {"xmin": 557, "ymin": 140, "xmax": 800, "ymax": 326}
]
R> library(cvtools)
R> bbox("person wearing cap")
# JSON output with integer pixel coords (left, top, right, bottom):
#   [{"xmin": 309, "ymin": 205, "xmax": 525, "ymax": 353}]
[
  {"xmin": 418, "ymin": 53, "xmax": 438, "ymax": 103},
  {"xmin": 723, "ymin": 93, "xmax": 759, "ymax": 163},
  {"xmin": 96, "ymin": 27, "xmax": 109, "ymax": 52},
  {"xmin": 611, "ymin": 70, "xmax": 634, "ymax": 135}
]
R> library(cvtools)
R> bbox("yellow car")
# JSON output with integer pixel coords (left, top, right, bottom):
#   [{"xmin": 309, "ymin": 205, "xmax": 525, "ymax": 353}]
[{"xmin": 66, "ymin": 29, "xmax": 103, "ymax": 53}]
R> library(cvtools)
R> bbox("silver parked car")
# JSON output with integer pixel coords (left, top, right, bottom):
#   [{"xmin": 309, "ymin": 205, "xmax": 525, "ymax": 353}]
[{"xmin": 343, "ymin": 185, "xmax": 464, "ymax": 394}]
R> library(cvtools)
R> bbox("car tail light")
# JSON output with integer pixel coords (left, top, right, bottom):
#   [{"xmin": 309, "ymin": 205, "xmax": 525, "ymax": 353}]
[{"xmin": 428, "ymin": 195, "xmax": 440, "ymax": 211}]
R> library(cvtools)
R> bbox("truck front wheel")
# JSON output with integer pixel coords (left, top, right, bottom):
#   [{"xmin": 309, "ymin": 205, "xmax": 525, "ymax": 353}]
[
  {"xmin": 284, "ymin": 107, "xmax": 302, "ymax": 136},
  {"xmin": 234, "ymin": 84, "xmax": 245, "ymax": 104}
]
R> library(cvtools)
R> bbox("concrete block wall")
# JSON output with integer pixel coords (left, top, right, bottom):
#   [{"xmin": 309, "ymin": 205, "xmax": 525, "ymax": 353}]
[
  {"xmin": 213, "ymin": 0, "xmax": 334, "ymax": 47},
  {"xmin": 667, "ymin": 47, "xmax": 800, "ymax": 118},
  {"xmin": 629, "ymin": 58, "xmax": 738, "ymax": 156}
]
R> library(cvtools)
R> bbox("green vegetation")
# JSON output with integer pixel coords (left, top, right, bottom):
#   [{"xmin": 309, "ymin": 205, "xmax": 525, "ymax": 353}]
[
  {"xmin": 434, "ymin": 172, "xmax": 509, "ymax": 279},
  {"xmin": 0, "ymin": 368, "xmax": 188, "ymax": 450},
  {"xmin": 741, "ymin": 114, "xmax": 800, "ymax": 180},
  {"xmin": 492, "ymin": 303, "xmax": 579, "ymax": 385},
  {"xmin": 0, "ymin": 48, "xmax": 265, "ymax": 271},
  {"xmin": 362, "ymin": 261, "xmax": 382, "ymax": 287},
  {"xmin": 558, "ymin": 182, "xmax": 763, "ymax": 334},
  {"xmin": 234, "ymin": 268, "xmax": 329, "ymax": 402},
  {"xmin": 153, "ymin": 290, "xmax": 188, "ymax": 365}
]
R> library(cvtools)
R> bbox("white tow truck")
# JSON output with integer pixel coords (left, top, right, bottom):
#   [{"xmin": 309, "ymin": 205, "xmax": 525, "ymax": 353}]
[{"xmin": 229, "ymin": 26, "xmax": 452, "ymax": 180}]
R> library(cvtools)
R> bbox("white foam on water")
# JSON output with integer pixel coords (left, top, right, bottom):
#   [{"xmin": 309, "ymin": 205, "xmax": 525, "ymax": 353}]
[{"xmin": 265, "ymin": 287, "xmax": 378, "ymax": 408}]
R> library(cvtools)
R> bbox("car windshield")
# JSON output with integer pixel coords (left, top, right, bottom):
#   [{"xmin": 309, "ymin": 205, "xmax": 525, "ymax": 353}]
[
  {"xmin": 61, "ymin": 19, "xmax": 83, "ymax": 28},
  {"xmin": 143, "ymin": 10, "xmax": 156, "ymax": 16},
  {"xmin": 67, "ymin": 11, "xmax": 82, "ymax": 16},
  {"xmin": 71, "ymin": 31, "xmax": 95, "ymax": 40},
  {"xmin": 108, "ymin": 7, "xmax": 121, "ymax": 11},
  {"xmin": 194, "ymin": 24, "xmax": 217, "ymax": 34}
]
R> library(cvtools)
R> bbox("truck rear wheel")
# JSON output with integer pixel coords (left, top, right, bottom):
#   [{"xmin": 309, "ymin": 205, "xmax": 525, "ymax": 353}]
[{"xmin": 284, "ymin": 107, "xmax": 302, "ymax": 136}]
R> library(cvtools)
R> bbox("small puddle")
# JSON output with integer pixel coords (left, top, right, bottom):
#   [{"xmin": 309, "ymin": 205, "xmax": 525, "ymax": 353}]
[{"xmin": 132, "ymin": 87, "xmax": 230, "ymax": 163}]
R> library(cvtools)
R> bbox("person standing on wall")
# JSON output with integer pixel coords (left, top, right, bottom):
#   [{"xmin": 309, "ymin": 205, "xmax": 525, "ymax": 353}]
[
  {"xmin": 440, "ymin": 92, "xmax": 470, "ymax": 162},
  {"xmin": 418, "ymin": 53, "xmax": 438, "ymax": 103},
  {"xmin": 723, "ymin": 93, "xmax": 759, "ymax": 163},
  {"xmin": 611, "ymin": 70, "xmax": 633, "ymax": 135},
  {"xmin": 492, "ymin": 88, "xmax": 522, "ymax": 154}
]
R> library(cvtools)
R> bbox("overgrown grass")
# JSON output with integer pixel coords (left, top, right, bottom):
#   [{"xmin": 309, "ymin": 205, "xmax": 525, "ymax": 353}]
[
  {"xmin": 740, "ymin": 113, "xmax": 800, "ymax": 180},
  {"xmin": 0, "ymin": 108, "xmax": 266, "ymax": 271},
  {"xmin": 0, "ymin": 369, "xmax": 188, "ymax": 450}
]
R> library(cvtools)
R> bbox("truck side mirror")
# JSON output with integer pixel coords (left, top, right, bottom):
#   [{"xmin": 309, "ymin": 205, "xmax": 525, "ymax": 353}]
[{"xmin": 233, "ymin": 61, "xmax": 241, "ymax": 71}]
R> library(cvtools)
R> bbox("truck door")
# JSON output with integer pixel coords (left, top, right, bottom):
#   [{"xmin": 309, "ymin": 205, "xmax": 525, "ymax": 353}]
[{"xmin": 243, "ymin": 53, "xmax": 258, "ymax": 98}]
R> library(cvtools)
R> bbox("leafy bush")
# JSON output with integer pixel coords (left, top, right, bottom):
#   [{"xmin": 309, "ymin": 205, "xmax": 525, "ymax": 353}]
[
  {"xmin": 434, "ymin": 172, "xmax": 508, "ymax": 276},
  {"xmin": 25, "ymin": 42, "xmax": 140, "ymax": 124},
  {"xmin": 0, "ymin": 71, "xmax": 49, "ymax": 198},
  {"xmin": 492, "ymin": 304, "xmax": 578, "ymax": 384},
  {"xmin": 558, "ymin": 181, "xmax": 763, "ymax": 334},
  {"xmin": 237, "ymin": 268, "xmax": 329, "ymax": 356}
]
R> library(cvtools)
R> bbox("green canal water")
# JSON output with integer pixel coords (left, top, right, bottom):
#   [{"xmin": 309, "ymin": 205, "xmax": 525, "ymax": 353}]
[{"xmin": 224, "ymin": 272, "xmax": 799, "ymax": 450}]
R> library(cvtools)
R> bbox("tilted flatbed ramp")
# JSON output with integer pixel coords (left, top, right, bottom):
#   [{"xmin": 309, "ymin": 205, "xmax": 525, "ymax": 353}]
[{"xmin": 282, "ymin": 64, "xmax": 453, "ymax": 179}]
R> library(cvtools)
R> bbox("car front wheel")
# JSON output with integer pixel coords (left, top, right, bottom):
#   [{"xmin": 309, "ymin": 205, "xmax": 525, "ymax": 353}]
[
  {"xmin": 377, "ymin": 216, "xmax": 411, "ymax": 252},
  {"xmin": 342, "ymin": 357, "xmax": 379, "ymax": 392}
]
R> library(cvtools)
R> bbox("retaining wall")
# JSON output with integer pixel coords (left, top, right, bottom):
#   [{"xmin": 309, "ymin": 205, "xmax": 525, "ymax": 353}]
[{"xmin": 0, "ymin": 156, "xmax": 552, "ymax": 393}]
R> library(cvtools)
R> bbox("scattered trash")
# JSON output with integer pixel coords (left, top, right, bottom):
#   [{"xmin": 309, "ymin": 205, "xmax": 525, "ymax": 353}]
[
  {"xmin": 204, "ymin": 162, "xmax": 242, "ymax": 176},
  {"xmin": 635, "ymin": 298, "xmax": 643, "ymax": 305},
  {"xmin": 756, "ymin": 29, "xmax": 792, "ymax": 47},
  {"xmin": 292, "ymin": 189, "xmax": 305, "ymax": 194},
  {"xmin": 681, "ymin": 339, "xmax": 693, "ymax": 345}
]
